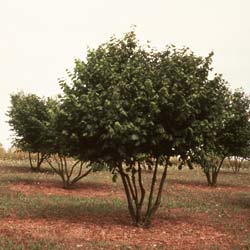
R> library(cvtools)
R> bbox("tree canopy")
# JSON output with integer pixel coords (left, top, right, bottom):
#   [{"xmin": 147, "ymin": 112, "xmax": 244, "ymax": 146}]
[
  {"xmin": 7, "ymin": 92, "xmax": 51, "ymax": 170},
  {"xmin": 192, "ymin": 89, "xmax": 250, "ymax": 185},
  {"xmin": 59, "ymin": 31, "xmax": 230, "ymax": 226},
  {"xmin": 60, "ymin": 32, "xmax": 229, "ymax": 163}
]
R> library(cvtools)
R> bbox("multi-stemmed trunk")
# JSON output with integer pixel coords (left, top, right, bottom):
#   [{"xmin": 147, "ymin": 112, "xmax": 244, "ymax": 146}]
[
  {"xmin": 28, "ymin": 152, "xmax": 47, "ymax": 172},
  {"xmin": 204, "ymin": 157, "xmax": 225, "ymax": 186},
  {"xmin": 46, "ymin": 155, "xmax": 92, "ymax": 189},
  {"xmin": 228, "ymin": 156, "xmax": 244, "ymax": 174},
  {"xmin": 117, "ymin": 157, "xmax": 168, "ymax": 227}
]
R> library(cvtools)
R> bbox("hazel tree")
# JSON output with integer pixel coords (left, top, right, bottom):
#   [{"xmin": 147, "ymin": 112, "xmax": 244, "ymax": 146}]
[
  {"xmin": 217, "ymin": 90, "xmax": 250, "ymax": 176},
  {"xmin": 43, "ymin": 98, "xmax": 97, "ymax": 189},
  {"xmin": 60, "ymin": 31, "xmax": 229, "ymax": 227},
  {"xmin": 7, "ymin": 92, "xmax": 50, "ymax": 171},
  {"xmin": 193, "ymin": 89, "xmax": 250, "ymax": 185},
  {"xmin": 226, "ymin": 90, "xmax": 250, "ymax": 174}
]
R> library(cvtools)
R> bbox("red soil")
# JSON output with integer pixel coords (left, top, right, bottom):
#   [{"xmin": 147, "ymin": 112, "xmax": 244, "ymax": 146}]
[
  {"xmin": 0, "ymin": 213, "xmax": 234, "ymax": 249},
  {"xmin": 4, "ymin": 181, "xmax": 248, "ymax": 249},
  {"xmin": 9, "ymin": 181, "xmax": 124, "ymax": 198}
]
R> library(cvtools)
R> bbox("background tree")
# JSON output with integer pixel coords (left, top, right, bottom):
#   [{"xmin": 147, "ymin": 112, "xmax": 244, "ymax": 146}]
[
  {"xmin": 60, "ymin": 31, "xmax": 228, "ymax": 227},
  {"xmin": 193, "ymin": 89, "xmax": 250, "ymax": 185},
  {"xmin": 225, "ymin": 90, "xmax": 250, "ymax": 174},
  {"xmin": 7, "ymin": 92, "xmax": 49, "ymax": 171},
  {"xmin": 42, "ymin": 98, "xmax": 100, "ymax": 189}
]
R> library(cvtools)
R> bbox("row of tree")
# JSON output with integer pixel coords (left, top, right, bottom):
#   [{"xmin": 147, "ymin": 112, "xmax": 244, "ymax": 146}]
[{"xmin": 7, "ymin": 31, "xmax": 250, "ymax": 227}]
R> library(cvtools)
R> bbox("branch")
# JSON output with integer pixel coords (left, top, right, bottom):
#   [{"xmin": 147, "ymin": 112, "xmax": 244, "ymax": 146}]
[
  {"xmin": 68, "ymin": 159, "xmax": 81, "ymax": 178},
  {"xmin": 46, "ymin": 157, "xmax": 61, "ymax": 175},
  {"xmin": 71, "ymin": 167, "xmax": 92, "ymax": 185},
  {"xmin": 144, "ymin": 159, "xmax": 169, "ymax": 226},
  {"xmin": 62, "ymin": 156, "xmax": 69, "ymax": 179},
  {"xmin": 124, "ymin": 171, "xmax": 136, "ymax": 201},
  {"xmin": 138, "ymin": 162, "xmax": 145, "ymax": 207},
  {"xmin": 131, "ymin": 164, "xmax": 138, "ymax": 205},
  {"xmin": 118, "ymin": 162, "xmax": 136, "ymax": 223},
  {"xmin": 216, "ymin": 156, "xmax": 226, "ymax": 174},
  {"xmin": 53, "ymin": 154, "xmax": 61, "ymax": 171},
  {"xmin": 151, "ymin": 165, "xmax": 168, "ymax": 215},
  {"xmin": 70, "ymin": 161, "xmax": 89, "ymax": 184},
  {"xmin": 37, "ymin": 152, "xmax": 39, "ymax": 167},
  {"xmin": 28, "ymin": 152, "xmax": 34, "ymax": 169},
  {"xmin": 146, "ymin": 157, "xmax": 159, "ymax": 214}
]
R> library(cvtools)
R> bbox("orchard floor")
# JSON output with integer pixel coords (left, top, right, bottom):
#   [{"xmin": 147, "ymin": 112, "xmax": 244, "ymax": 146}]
[{"xmin": 0, "ymin": 160, "xmax": 250, "ymax": 250}]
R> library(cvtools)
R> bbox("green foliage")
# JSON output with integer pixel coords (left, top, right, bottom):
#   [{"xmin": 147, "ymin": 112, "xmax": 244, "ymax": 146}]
[
  {"xmin": 7, "ymin": 92, "xmax": 50, "ymax": 154},
  {"xmin": 221, "ymin": 90, "xmax": 250, "ymax": 158},
  {"xmin": 192, "ymin": 89, "xmax": 250, "ymax": 185},
  {"xmin": 60, "ymin": 31, "xmax": 229, "ymax": 226},
  {"xmin": 7, "ymin": 92, "xmax": 52, "ymax": 170},
  {"xmin": 40, "ymin": 98, "xmax": 105, "ymax": 188},
  {"xmin": 60, "ymin": 31, "xmax": 227, "ymax": 163}
]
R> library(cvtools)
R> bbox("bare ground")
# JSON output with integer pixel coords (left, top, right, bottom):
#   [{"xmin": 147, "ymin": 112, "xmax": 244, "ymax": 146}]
[{"xmin": 3, "ymin": 180, "xmax": 248, "ymax": 249}]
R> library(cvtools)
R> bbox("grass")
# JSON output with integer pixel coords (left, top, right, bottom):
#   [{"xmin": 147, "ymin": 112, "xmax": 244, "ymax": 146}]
[
  {"xmin": 0, "ymin": 191, "xmax": 125, "ymax": 219},
  {"xmin": 0, "ymin": 235, "xmax": 65, "ymax": 250},
  {"xmin": 0, "ymin": 159, "xmax": 250, "ymax": 249}
]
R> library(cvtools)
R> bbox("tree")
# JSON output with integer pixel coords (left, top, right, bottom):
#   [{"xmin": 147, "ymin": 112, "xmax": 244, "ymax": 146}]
[
  {"xmin": 228, "ymin": 156, "xmax": 245, "ymax": 174},
  {"xmin": 194, "ymin": 89, "xmax": 250, "ymax": 185},
  {"xmin": 7, "ymin": 92, "xmax": 49, "ymax": 171},
  {"xmin": 60, "ymin": 31, "xmax": 228, "ymax": 227},
  {"xmin": 225, "ymin": 90, "xmax": 250, "ymax": 174},
  {"xmin": 42, "ymin": 98, "xmax": 100, "ymax": 189}
]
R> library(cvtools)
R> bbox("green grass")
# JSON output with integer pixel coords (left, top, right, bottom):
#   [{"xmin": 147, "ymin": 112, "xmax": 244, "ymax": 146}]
[
  {"xmin": 0, "ymin": 235, "xmax": 64, "ymax": 250},
  {"xmin": 0, "ymin": 159, "xmax": 250, "ymax": 249},
  {"xmin": 0, "ymin": 190, "xmax": 125, "ymax": 219}
]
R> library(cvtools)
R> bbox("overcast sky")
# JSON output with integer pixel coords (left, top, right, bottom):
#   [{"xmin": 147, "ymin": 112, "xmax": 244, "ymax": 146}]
[{"xmin": 0, "ymin": 0, "xmax": 250, "ymax": 149}]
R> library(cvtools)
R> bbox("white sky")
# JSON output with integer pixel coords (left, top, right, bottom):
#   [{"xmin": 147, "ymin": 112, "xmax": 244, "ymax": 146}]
[{"xmin": 0, "ymin": 0, "xmax": 250, "ymax": 149}]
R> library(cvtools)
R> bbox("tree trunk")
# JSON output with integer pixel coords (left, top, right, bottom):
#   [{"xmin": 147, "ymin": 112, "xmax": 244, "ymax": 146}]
[
  {"xmin": 46, "ymin": 155, "xmax": 92, "ymax": 189},
  {"xmin": 230, "ymin": 157, "xmax": 244, "ymax": 174},
  {"xmin": 29, "ymin": 152, "xmax": 45, "ymax": 172},
  {"xmin": 144, "ymin": 164, "xmax": 168, "ymax": 227},
  {"xmin": 118, "ymin": 158, "xmax": 169, "ymax": 227},
  {"xmin": 204, "ymin": 169, "xmax": 212, "ymax": 186},
  {"xmin": 204, "ymin": 156, "xmax": 225, "ymax": 187},
  {"xmin": 211, "ymin": 170, "xmax": 218, "ymax": 186}
]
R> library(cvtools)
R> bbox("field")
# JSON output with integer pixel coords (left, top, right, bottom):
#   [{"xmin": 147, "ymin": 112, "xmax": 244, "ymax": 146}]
[{"xmin": 0, "ymin": 160, "xmax": 250, "ymax": 250}]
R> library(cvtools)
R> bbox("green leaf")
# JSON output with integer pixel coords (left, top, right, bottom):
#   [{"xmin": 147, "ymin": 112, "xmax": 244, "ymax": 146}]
[{"xmin": 131, "ymin": 134, "xmax": 139, "ymax": 141}]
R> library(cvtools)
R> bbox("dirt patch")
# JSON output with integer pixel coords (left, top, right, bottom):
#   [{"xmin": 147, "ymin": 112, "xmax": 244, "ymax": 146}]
[
  {"xmin": 3, "ymin": 174, "xmax": 249, "ymax": 249},
  {"xmin": 8, "ymin": 181, "xmax": 125, "ymax": 198},
  {"xmin": 0, "ymin": 215, "xmax": 234, "ymax": 249}
]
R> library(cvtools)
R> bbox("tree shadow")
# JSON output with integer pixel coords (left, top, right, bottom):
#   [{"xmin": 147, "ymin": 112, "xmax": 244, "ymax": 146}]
[
  {"xmin": 227, "ymin": 196, "xmax": 250, "ymax": 209},
  {"xmin": 2, "ymin": 186, "xmax": 203, "ymax": 228},
  {"xmin": 7, "ymin": 178, "xmax": 119, "ymax": 192},
  {"xmin": 168, "ymin": 178, "xmax": 246, "ymax": 189},
  {"xmin": 20, "ymin": 200, "xmax": 130, "ymax": 226},
  {"xmin": 69, "ymin": 181, "xmax": 118, "ymax": 190},
  {"xmin": 0, "ymin": 164, "xmax": 55, "ymax": 175},
  {"xmin": 16, "ymin": 201, "xmax": 196, "ymax": 228},
  {"xmin": 168, "ymin": 179, "xmax": 207, "ymax": 187},
  {"xmin": 220, "ymin": 170, "xmax": 250, "ymax": 176}
]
